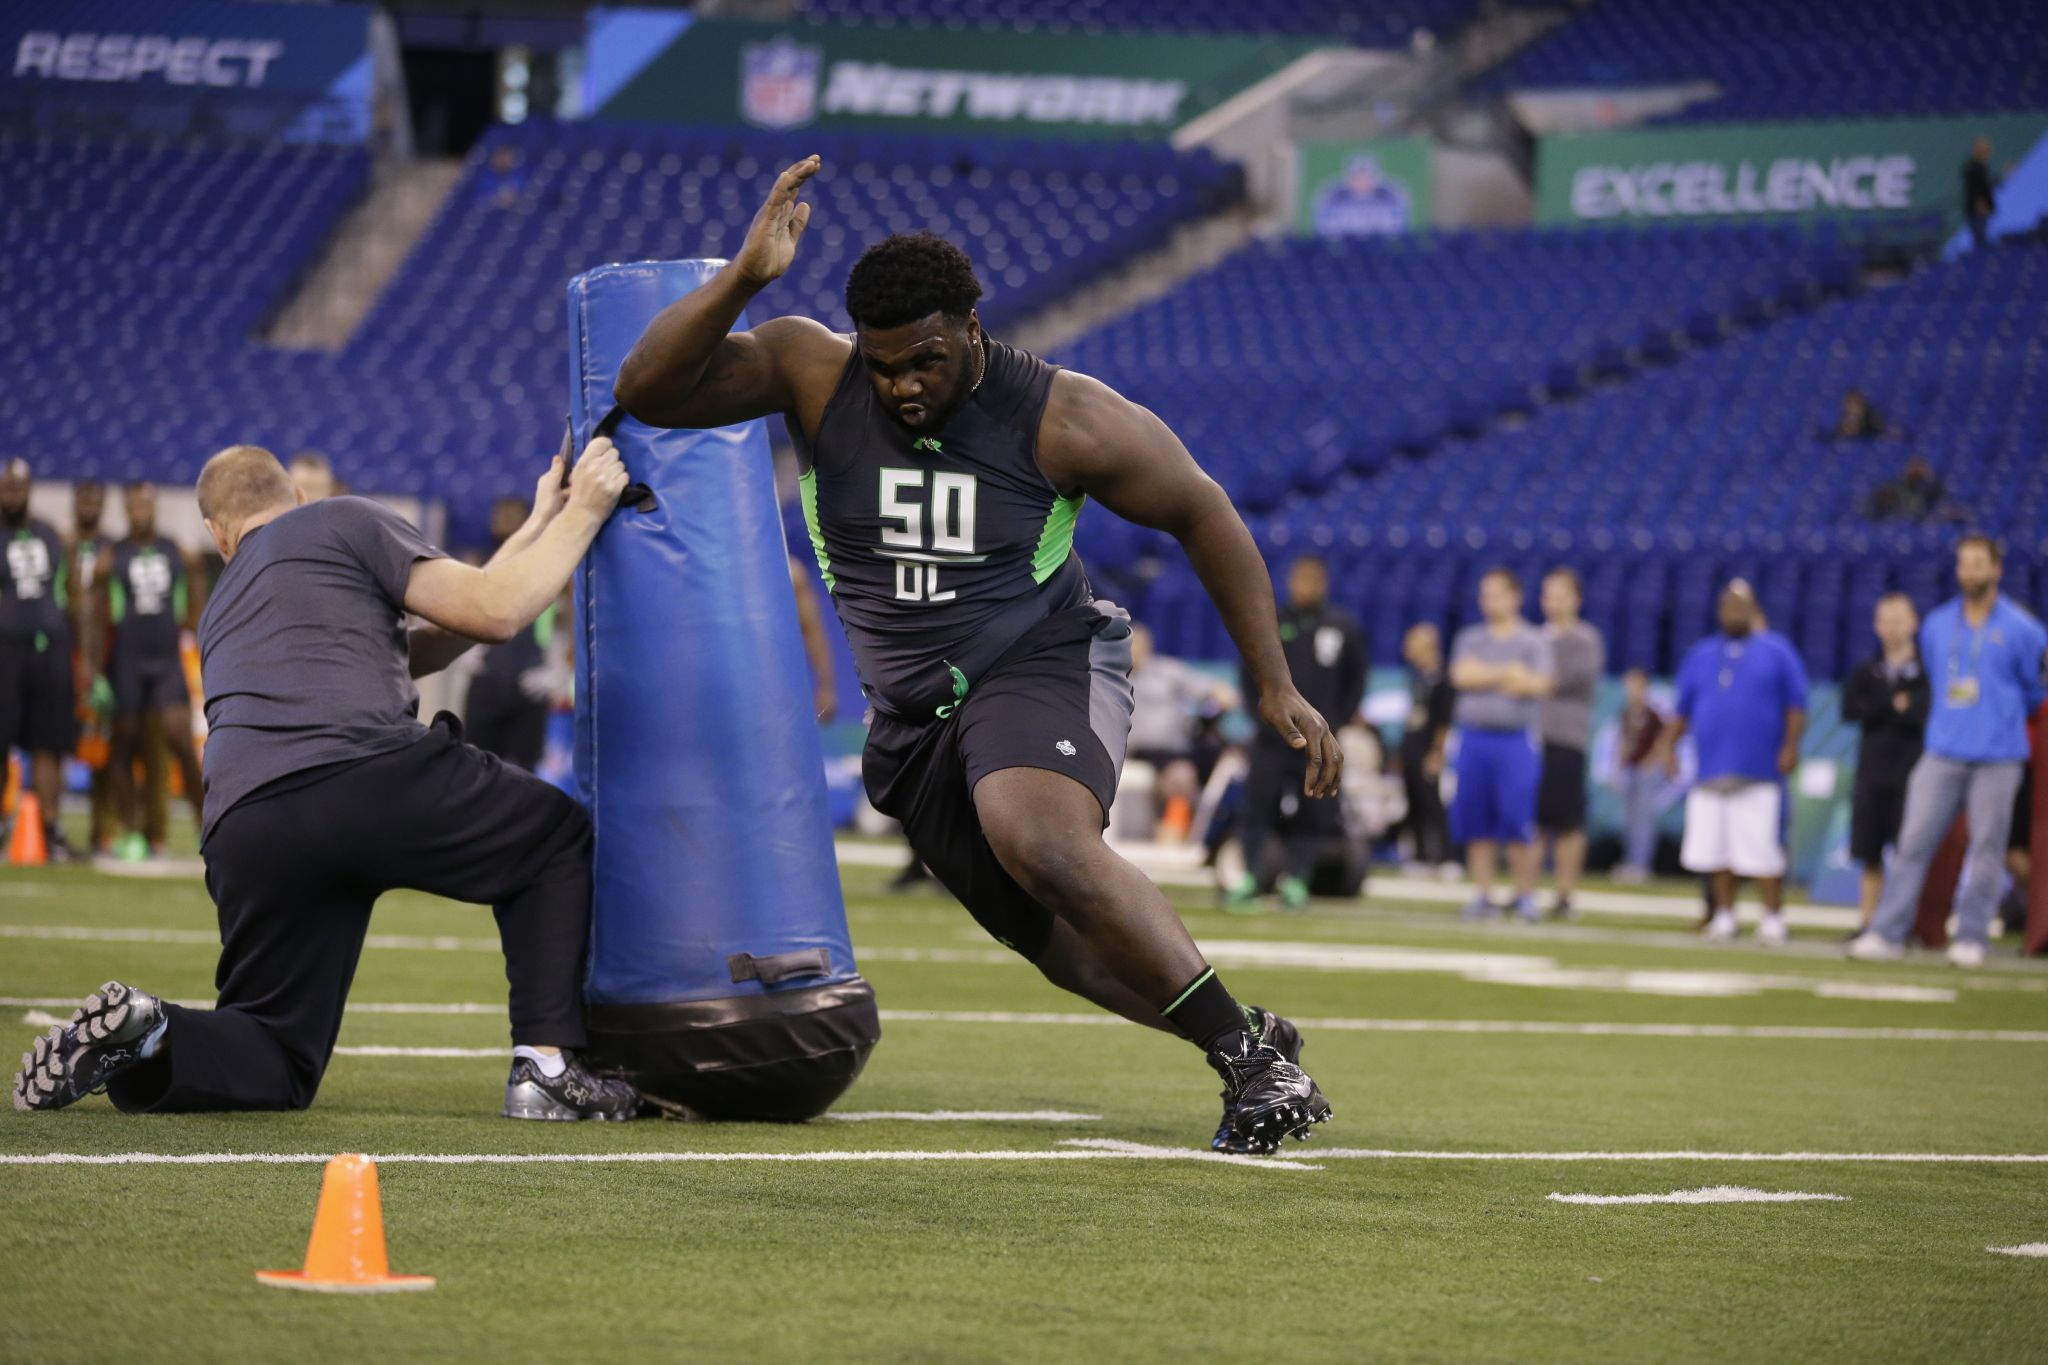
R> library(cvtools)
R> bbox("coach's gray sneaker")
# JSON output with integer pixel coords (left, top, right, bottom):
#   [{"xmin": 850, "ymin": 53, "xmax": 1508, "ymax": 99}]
[
  {"xmin": 504, "ymin": 1050, "xmax": 641, "ymax": 1121},
  {"xmin": 12, "ymin": 980, "xmax": 166, "ymax": 1112}
]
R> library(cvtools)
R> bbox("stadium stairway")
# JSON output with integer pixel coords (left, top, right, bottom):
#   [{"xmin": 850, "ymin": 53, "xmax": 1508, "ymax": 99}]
[{"xmin": 266, "ymin": 158, "xmax": 466, "ymax": 351}]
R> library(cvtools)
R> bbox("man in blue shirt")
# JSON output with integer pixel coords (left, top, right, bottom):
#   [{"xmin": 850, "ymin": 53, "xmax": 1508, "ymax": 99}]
[
  {"xmin": 1448, "ymin": 567, "xmax": 1555, "ymax": 921},
  {"xmin": 1851, "ymin": 536, "xmax": 2048, "ymax": 966},
  {"xmin": 1661, "ymin": 582, "xmax": 1808, "ymax": 945}
]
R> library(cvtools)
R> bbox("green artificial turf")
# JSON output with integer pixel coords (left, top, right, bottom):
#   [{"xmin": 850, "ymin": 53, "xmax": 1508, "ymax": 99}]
[{"xmin": 3, "ymin": 849, "xmax": 2046, "ymax": 1363}]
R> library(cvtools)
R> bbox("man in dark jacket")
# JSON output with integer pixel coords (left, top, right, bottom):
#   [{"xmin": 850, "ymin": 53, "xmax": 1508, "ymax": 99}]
[
  {"xmin": 1231, "ymin": 555, "xmax": 1368, "ymax": 910},
  {"xmin": 1398, "ymin": 621, "xmax": 1455, "ymax": 873},
  {"xmin": 1840, "ymin": 593, "xmax": 1931, "ymax": 930}
]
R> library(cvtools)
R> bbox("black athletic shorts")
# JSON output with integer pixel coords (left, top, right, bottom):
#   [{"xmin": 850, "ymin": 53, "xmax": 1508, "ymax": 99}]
[
  {"xmin": 863, "ymin": 602, "xmax": 1134, "ymax": 962},
  {"xmin": 110, "ymin": 650, "xmax": 188, "ymax": 717},
  {"xmin": 1850, "ymin": 774, "xmax": 1911, "ymax": 868},
  {"xmin": 0, "ymin": 628, "xmax": 78, "ymax": 755},
  {"xmin": 1536, "ymin": 741, "xmax": 1588, "ymax": 833}
]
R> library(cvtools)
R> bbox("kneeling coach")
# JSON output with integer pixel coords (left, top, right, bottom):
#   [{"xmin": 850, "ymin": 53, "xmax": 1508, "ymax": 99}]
[{"xmin": 15, "ymin": 441, "xmax": 639, "ymax": 1122}]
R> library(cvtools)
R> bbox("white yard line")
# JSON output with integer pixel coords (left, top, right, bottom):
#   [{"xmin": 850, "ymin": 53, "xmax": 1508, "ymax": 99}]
[
  {"xmin": 1280, "ymin": 1149, "xmax": 2048, "ymax": 1163},
  {"xmin": 825, "ymin": 1110, "xmax": 1099, "ymax": 1123},
  {"xmin": 0, "ymin": 1144, "xmax": 1308, "ymax": 1171},
  {"xmin": 838, "ymin": 838, "xmax": 1865, "ymax": 929},
  {"xmin": 15, "ymin": 1004, "xmax": 2048, "ymax": 1044},
  {"xmin": 1987, "ymin": 1243, "xmax": 2048, "ymax": 1257},
  {"xmin": 1547, "ymin": 1187, "xmax": 1848, "ymax": 1205}
]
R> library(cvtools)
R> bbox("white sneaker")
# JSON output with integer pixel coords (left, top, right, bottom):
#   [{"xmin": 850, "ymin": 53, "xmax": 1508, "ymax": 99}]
[
  {"xmin": 1946, "ymin": 940, "xmax": 1986, "ymax": 969},
  {"xmin": 1846, "ymin": 931, "xmax": 1904, "ymax": 962},
  {"xmin": 1756, "ymin": 914, "xmax": 1789, "ymax": 947},
  {"xmin": 1703, "ymin": 909, "xmax": 1739, "ymax": 942}
]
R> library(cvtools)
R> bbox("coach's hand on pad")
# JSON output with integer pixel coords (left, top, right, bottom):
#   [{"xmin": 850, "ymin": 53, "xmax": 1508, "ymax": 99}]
[
  {"xmin": 526, "ymin": 454, "xmax": 571, "ymax": 532},
  {"xmin": 568, "ymin": 437, "xmax": 630, "ymax": 517},
  {"xmin": 735, "ymin": 156, "xmax": 820, "ymax": 289},
  {"xmin": 1261, "ymin": 688, "xmax": 1344, "ymax": 799}
]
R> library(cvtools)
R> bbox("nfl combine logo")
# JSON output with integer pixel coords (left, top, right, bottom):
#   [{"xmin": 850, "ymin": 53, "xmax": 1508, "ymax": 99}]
[
  {"xmin": 1055, "ymin": 739, "xmax": 1077, "ymax": 757},
  {"xmin": 739, "ymin": 39, "xmax": 823, "ymax": 131}
]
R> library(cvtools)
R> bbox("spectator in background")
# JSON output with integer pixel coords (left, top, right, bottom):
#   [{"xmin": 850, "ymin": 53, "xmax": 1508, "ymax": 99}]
[
  {"xmin": 0, "ymin": 459, "xmax": 79, "ymax": 861},
  {"xmin": 1963, "ymin": 136, "xmax": 1998, "ymax": 251},
  {"xmin": 1663, "ymin": 581, "xmax": 1808, "ymax": 945},
  {"xmin": 1851, "ymin": 536, "xmax": 2047, "ymax": 967},
  {"xmin": 67, "ymin": 480, "xmax": 118, "ymax": 856},
  {"xmin": 1537, "ymin": 568, "xmax": 1605, "ymax": 919},
  {"xmin": 1612, "ymin": 668, "xmax": 1667, "ymax": 882},
  {"xmin": 790, "ymin": 555, "xmax": 837, "ymax": 723},
  {"xmin": 1832, "ymin": 388, "xmax": 1886, "ymax": 441},
  {"xmin": 1127, "ymin": 622, "xmax": 1235, "ymax": 844},
  {"xmin": 1866, "ymin": 457, "xmax": 1947, "ymax": 522},
  {"xmin": 463, "ymin": 497, "xmax": 566, "ymax": 772},
  {"xmin": 1449, "ymin": 568, "xmax": 1554, "ymax": 922},
  {"xmin": 289, "ymin": 453, "xmax": 339, "ymax": 504},
  {"xmin": 1840, "ymin": 593, "xmax": 1930, "ymax": 932},
  {"xmin": 1397, "ymin": 622, "xmax": 1456, "ymax": 876},
  {"xmin": 99, "ymin": 482, "xmax": 205, "ymax": 859},
  {"xmin": 1231, "ymin": 555, "xmax": 1367, "ymax": 911},
  {"xmin": 480, "ymin": 145, "xmax": 528, "ymax": 208}
]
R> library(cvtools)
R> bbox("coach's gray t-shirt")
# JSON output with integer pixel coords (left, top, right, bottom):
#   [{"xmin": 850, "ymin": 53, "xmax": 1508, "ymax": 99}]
[
  {"xmin": 1451, "ymin": 621, "xmax": 1554, "ymax": 731},
  {"xmin": 1539, "ymin": 620, "xmax": 1606, "ymax": 750},
  {"xmin": 197, "ymin": 497, "xmax": 446, "ymax": 839}
]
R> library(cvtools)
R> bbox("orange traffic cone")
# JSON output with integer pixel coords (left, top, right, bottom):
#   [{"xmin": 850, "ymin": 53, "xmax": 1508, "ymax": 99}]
[
  {"xmin": 256, "ymin": 1154, "xmax": 435, "ymax": 1293},
  {"xmin": 7, "ymin": 792, "xmax": 46, "ymax": 867}
]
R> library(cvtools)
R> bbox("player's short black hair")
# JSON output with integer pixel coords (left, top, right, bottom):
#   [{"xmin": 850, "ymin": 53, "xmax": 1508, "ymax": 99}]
[
  {"xmin": 844, "ymin": 232, "xmax": 983, "ymax": 330},
  {"xmin": 1957, "ymin": 532, "xmax": 2003, "ymax": 564},
  {"xmin": 1544, "ymin": 565, "xmax": 1582, "ymax": 596},
  {"xmin": 1481, "ymin": 566, "xmax": 1521, "ymax": 593}
]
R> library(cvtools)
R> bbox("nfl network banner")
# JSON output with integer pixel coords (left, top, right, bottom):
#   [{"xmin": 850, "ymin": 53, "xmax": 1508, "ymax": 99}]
[
  {"xmin": 1, "ymin": 0, "xmax": 373, "ymax": 143},
  {"xmin": 1537, "ymin": 113, "xmax": 2048, "ymax": 226},
  {"xmin": 1297, "ymin": 139, "xmax": 1429, "ymax": 237},
  {"xmin": 586, "ymin": 11, "xmax": 1319, "ymax": 139}
]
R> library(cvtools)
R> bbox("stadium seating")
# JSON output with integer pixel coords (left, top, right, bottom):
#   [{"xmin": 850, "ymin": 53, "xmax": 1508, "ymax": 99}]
[
  {"xmin": 0, "ymin": 124, "xmax": 1236, "ymax": 542},
  {"xmin": 1078, "ymin": 231, "xmax": 2045, "ymax": 677},
  {"xmin": 1488, "ymin": 0, "xmax": 2048, "ymax": 124},
  {"xmin": 796, "ymin": 0, "xmax": 1475, "ymax": 45}
]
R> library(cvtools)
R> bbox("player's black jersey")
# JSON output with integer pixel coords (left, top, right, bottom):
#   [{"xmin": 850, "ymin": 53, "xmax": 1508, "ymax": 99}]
[
  {"xmin": 797, "ymin": 337, "xmax": 1090, "ymax": 719},
  {"xmin": 2, "ymin": 520, "xmax": 68, "ymax": 638},
  {"xmin": 109, "ymin": 536, "xmax": 187, "ymax": 659}
]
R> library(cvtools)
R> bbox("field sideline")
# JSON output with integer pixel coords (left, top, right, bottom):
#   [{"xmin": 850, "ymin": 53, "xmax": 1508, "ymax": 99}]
[{"xmin": 3, "ymin": 826, "xmax": 2046, "ymax": 1363}]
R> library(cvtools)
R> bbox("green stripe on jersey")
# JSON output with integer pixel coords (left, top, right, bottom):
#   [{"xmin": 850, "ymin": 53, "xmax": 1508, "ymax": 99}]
[
  {"xmin": 799, "ymin": 469, "xmax": 835, "ymax": 592},
  {"xmin": 1031, "ymin": 493, "xmax": 1084, "ymax": 584}
]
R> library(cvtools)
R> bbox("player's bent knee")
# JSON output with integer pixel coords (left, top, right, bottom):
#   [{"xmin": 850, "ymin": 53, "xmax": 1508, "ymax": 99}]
[{"xmin": 984, "ymin": 820, "xmax": 1101, "ymax": 907}]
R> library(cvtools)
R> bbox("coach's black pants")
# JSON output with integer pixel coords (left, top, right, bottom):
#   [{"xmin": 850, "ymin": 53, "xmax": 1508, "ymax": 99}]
[{"xmin": 106, "ymin": 717, "xmax": 592, "ymax": 1113}]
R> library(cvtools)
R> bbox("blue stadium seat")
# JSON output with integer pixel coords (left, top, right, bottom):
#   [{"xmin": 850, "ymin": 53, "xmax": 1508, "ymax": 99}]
[{"xmin": 1488, "ymin": 0, "xmax": 2048, "ymax": 124}]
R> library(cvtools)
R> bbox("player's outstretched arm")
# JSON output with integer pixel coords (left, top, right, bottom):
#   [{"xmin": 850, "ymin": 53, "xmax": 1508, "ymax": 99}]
[
  {"xmin": 1038, "ymin": 372, "xmax": 1344, "ymax": 799},
  {"xmin": 405, "ymin": 437, "xmax": 628, "ymax": 647},
  {"xmin": 614, "ymin": 155, "xmax": 846, "ymax": 431}
]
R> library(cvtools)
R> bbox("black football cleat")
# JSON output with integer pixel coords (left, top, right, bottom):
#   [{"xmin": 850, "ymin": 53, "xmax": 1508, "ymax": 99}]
[
  {"xmin": 1212, "ymin": 1007, "xmax": 1311, "ymax": 1151},
  {"xmin": 12, "ymin": 981, "xmax": 166, "ymax": 1112},
  {"xmin": 503, "ymin": 1050, "xmax": 642, "ymax": 1121},
  {"xmin": 1207, "ymin": 1024, "xmax": 1331, "ymax": 1156}
]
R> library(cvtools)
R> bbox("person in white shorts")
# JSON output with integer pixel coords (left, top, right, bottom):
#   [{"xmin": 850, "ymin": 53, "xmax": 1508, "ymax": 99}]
[{"xmin": 1658, "ymin": 582, "xmax": 1809, "ymax": 943}]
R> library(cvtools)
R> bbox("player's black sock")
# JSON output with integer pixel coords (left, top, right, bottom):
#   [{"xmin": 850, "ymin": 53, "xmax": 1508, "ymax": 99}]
[{"xmin": 1162, "ymin": 966, "xmax": 1249, "ymax": 1052}]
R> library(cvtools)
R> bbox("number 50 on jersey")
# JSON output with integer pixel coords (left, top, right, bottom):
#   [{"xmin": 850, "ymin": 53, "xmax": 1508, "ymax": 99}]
[{"xmin": 878, "ymin": 469, "xmax": 981, "ymax": 603}]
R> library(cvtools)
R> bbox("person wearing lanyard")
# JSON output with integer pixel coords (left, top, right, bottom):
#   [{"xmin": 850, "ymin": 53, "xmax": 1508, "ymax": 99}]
[{"xmin": 1850, "ymin": 536, "xmax": 2048, "ymax": 966}]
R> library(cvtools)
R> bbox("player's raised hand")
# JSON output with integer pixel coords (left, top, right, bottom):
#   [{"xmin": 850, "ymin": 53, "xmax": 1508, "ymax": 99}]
[
  {"xmin": 567, "ymin": 436, "xmax": 629, "ymax": 517},
  {"xmin": 1260, "ymin": 687, "xmax": 1345, "ymax": 799},
  {"xmin": 734, "ymin": 155, "xmax": 820, "ymax": 288}
]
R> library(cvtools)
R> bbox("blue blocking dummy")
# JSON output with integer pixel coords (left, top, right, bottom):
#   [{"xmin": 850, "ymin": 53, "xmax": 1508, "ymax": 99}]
[{"xmin": 568, "ymin": 260, "xmax": 878, "ymax": 1120}]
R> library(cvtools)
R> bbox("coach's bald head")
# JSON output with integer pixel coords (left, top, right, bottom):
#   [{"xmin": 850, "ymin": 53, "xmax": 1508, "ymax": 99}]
[{"xmin": 198, "ymin": 444, "xmax": 301, "ymax": 561}]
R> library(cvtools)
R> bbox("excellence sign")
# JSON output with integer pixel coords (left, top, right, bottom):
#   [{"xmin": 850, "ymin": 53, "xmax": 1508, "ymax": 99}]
[{"xmin": 1537, "ymin": 113, "xmax": 2048, "ymax": 226}]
